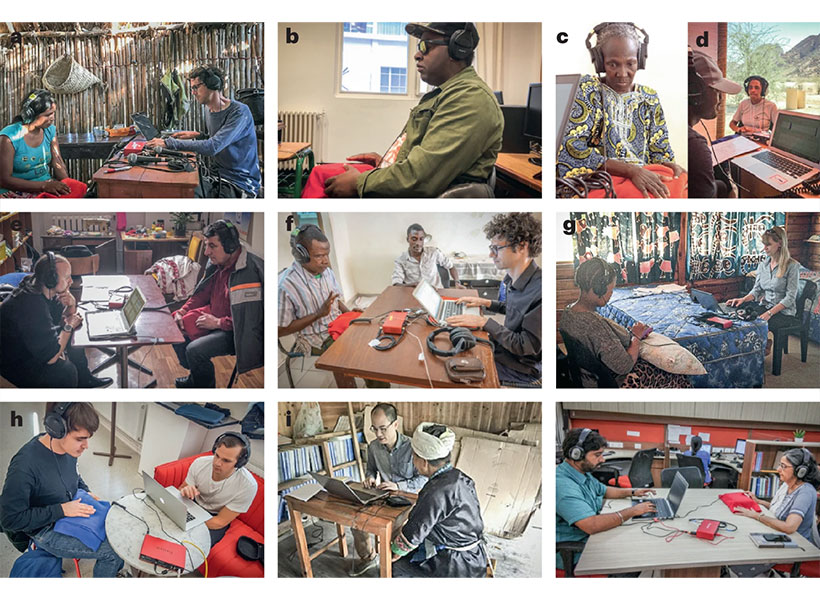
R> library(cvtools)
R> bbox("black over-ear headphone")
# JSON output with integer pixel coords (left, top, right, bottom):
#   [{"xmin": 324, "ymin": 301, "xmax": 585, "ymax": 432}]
[
  {"xmin": 590, "ymin": 260, "xmax": 612, "ymax": 297},
  {"xmin": 426, "ymin": 326, "xmax": 494, "ymax": 357},
  {"xmin": 586, "ymin": 22, "xmax": 649, "ymax": 74},
  {"xmin": 44, "ymin": 403, "xmax": 74, "ymax": 440},
  {"xmin": 201, "ymin": 66, "xmax": 224, "ymax": 91},
  {"xmin": 21, "ymin": 89, "xmax": 51, "ymax": 124},
  {"xmin": 688, "ymin": 48, "xmax": 706, "ymax": 108},
  {"xmin": 743, "ymin": 76, "xmax": 769, "ymax": 97},
  {"xmin": 448, "ymin": 23, "xmax": 478, "ymax": 61},
  {"xmin": 213, "ymin": 431, "xmax": 251, "ymax": 470},
  {"xmin": 569, "ymin": 428, "xmax": 592, "ymax": 461},
  {"xmin": 795, "ymin": 448, "xmax": 812, "ymax": 480},
  {"xmin": 211, "ymin": 220, "xmax": 240, "ymax": 254},
  {"xmin": 42, "ymin": 251, "xmax": 60, "ymax": 289},
  {"xmin": 290, "ymin": 224, "xmax": 321, "ymax": 264}
]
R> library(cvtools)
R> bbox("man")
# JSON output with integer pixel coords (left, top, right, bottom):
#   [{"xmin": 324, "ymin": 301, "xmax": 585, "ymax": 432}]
[
  {"xmin": 146, "ymin": 65, "xmax": 261, "ymax": 198},
  {"xmin": 0, "ymin": 253, "xmax": 112, "ymax": 388},
  {"xmin": 0, "ymin": 403, "xmax": 124, "ymax": 577},
  {"xmin": 392, "ymin": 223, "xmax": 463, "ymax": 288},
  {"xmin": 729, "ymin": 75, "xmax": 778, "ymax": 134},
  {"xmin": 556, "ymin": 428, "xmax": 656, "ymax": 574},
  {"xmin": 688, "ymin": 49, "xmax": 742, "ymax": 198},
  {"xmin": 172, "ymin": 219, "xmax": 264, "ymax": 388},
  {"xmin": 315, "ymin": 23, "xmax": 503, "ymax": 198},
  {"xmin": 447, "ymin": 212, "xmax": 542, "ymax": 385},
  {"xmin": 391, "ymin": 422, "xmax": 486, "ymax": 578},
  {"xmin": 179, "ymin": 432, "xmax": 258, "ymax": 547},
  {"xmin": 350, "ymin": 404, "xmax": 427, "ymax": 576}
]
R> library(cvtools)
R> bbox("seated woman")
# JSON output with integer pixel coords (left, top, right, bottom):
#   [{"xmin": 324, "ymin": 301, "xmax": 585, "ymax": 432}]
[
  {"xmin": 559, "ymin": 257, "xmax": 691, "ymax": 388},
  {"xmin": 0, "ymin": 89, "xmax": 86, "ymax": 198},
  {"xmin": 683, "ymin": 435, "xmax": 712, "ymax": 485},
  {"xmin": 557, "ymin": 23, "xmax": 686, "ymax": 198},
  {"xmin": 726, "ymin": 226, "xmax": 799, "ymax": 354},
  {"xmin": 729, "ymin": 76, "xmax": 778, "ymax": 134}
]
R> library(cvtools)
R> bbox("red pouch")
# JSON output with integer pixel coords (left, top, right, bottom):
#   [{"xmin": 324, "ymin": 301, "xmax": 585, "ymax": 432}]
[
  {"xmin": 176, "ymin": 306, "xmax": 213, "ymax": 340},
  {"xmin": 35, "ymin": 178, "xmax": 88, "ymax": 199},
  {"xmin": 588, "ymin": 164, "xmax": 688, "ymax": 199},
  {"xmin": 719, "ymin": 492, "xmax": 761, "ymax": 513},
  {"xmin": 328, "ymin": 311, "xmax": 363, "ymax": 340}
]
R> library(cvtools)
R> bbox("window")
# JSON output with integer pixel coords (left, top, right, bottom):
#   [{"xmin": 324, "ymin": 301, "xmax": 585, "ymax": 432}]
[
  {"xmin": 380, "ymin": 67, "xmax": 407, "ymax": 94},
  {"xmin": 340, "ymin": 22, "xmax": 409, "ymax": 95}
]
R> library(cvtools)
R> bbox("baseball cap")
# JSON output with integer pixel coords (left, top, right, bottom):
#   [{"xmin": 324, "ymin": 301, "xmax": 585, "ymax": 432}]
[
  {"xmin": 405, "ymin": 22, "xmax": 479, "ymax": 47},
  {"xmin": 691, "ymin": 50, "xmax": 741, "ymax": 94}
]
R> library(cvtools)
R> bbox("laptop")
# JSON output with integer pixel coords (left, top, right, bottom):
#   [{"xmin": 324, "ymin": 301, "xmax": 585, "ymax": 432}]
[
  {"xmin": 412, "ymin": 280, "xmax": 480, "ymax": 326},
  {"xmin": 86, "ymin": 287, "xmax": 146, "ymax": 339},
  {"xmin": 141, "ymin": 471, "xmax": 211, "ymax": 531},
  {"xmin": 631, "ymin": 471, "xmax": 690, "ymax": 520},
  {"xmin": 556, "ymin": 74, "xmax": 582, "ymax": 155},
  {"xmin": 131, "ymin": 112, "xmax": 165, "ymax": 140},
  {"xmin": 691, "ymin": 288, "xmax": 729, "ymax": 315},
  {"xmin": 309, "ymin": 471, "xmax": 389, "ymax": 505},
  {"xmin": 731, "ymin": 111, "xmax": 820, "ymax": 192}
]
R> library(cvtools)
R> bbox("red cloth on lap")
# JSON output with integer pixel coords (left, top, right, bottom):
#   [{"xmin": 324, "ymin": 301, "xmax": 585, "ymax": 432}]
[
  {"xmin": 35, "ymin": 178, "xmax": 87, "ymax": 198},
  {"xmin": 588, "ymin": 164, "xmax": 688, "ymax": 199},
  {"xmin": 301, "ymin": 163, "xmax": 374, "ymax": 198}
]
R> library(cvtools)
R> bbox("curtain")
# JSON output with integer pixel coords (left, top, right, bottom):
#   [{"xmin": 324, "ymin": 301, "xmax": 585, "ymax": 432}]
[
  {"xmin": 475, "ymin": 23, "xmax": 503, "ymax": 92},
  {"xmin": 634, "ymin": 212, "xmax": 682, "ymax": 284},
  {"xmin": 687, "ymin": 212, "xmax": 786, "ymax": 280},
  {"xmin": 570, "ymin": 212, "xmax": 635, "ymax": 284}
]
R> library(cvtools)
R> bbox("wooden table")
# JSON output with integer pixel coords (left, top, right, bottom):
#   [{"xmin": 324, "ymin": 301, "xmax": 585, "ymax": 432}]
[
  {"xmin": 495, "ymin": 152, "xmax": 542, "ymax": 196},
  {"xmin": 57, "ymin": 133, "xmax": 134, "ymax": 160},
  {"xmin": 315, "ymin": 286, "xmax": 499, "ymax": 388},
  {"xmin": 730, "ymin": 139, "xmax": 820, "ymax": 198},
  {"xmin": 121, "ymin": 231, "xmax": 190, "ymax": 273},
  {"xmin": 73, "ymin": 275, "xmax": 185, "ymax": 388},
  {"xmin": 285, "ymin": 488, "xmax": 416, "ymax": 578},
  {"xmin": 574, "ymin": 489, "xmax": 820, "ymax": 577},
  {"xmin": 92, "ymin": 152, "xmax": 198, "ymax": 198}
]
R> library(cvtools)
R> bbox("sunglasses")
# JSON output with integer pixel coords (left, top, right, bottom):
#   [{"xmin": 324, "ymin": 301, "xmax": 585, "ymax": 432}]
[{"xmin": 417, "ymin": 39, "xmax": 448, "ymax": 55}]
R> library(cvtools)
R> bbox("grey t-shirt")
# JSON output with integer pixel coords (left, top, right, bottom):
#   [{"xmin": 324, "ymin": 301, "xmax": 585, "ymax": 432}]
[
  {"xmin": 773, "ymin": 482, "xmax": 820, "ymax": 548},
  {"xmin": 365, "ymin": 433, "xmax": 427, "ymax": 492},
  {"xmin": 732, "ymin": 98, "xmax": 778, "ymax": 131}
]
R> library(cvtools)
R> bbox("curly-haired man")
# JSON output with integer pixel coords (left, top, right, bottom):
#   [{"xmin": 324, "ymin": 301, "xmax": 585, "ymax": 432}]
[{"xmin": 447, "ymin": 212, "xmax": 542, "ymax": 385}]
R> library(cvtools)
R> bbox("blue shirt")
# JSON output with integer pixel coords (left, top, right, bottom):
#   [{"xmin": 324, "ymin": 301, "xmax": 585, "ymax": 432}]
[
  {"xmin": 0, "ymin": 123, "xmax": 56, "ymax": 194},
  {"xmin": 684, "ymin": 449, "xmax": 712, "ymax": 484},
  {"xmin": 773, "ymin": 482, "xmax": 820, "ymax": 548},
  {"xmin": 556, "ymin": 460, "xmax": 606, "ymax": 568},
  {"xmin": 751, "ymin": 256, "xmax": 800, "ymax": 316}
]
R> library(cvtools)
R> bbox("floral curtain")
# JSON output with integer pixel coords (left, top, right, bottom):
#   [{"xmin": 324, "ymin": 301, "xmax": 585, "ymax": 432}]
[
  {"xmin": 687, "ymin": 212, "xmax": 786, "ymax": 280},
  {"xmin": 634, "ymin": 212, "xmax": 682, "ymax": 284},
  {"xmin": 570, "ymin": 212, "xmax": 635, "ymax": 284}
]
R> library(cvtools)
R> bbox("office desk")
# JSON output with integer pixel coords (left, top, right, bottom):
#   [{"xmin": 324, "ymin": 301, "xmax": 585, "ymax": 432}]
[
  {"xmin": 599, "ymin": 287, "xmax": 768, "ymax": 387},
  {"xmin": 729, "ymin": 139, "xmax": 820, "ymax": 199},
  {"xmin": 574, "ymin": 489, "xmax": 820, "ymax": 577},
  {"xmin": 315, "ymin": 286, "xmax": 499, "ymax": 388},
  {"xmin": 92, "ymin": 152, "xmax": 198, "ymax": 198},
  {"xmin": 285, "ymin": 488, "xmax": 416, "ymax": 578},
  {"xmin": 495, "ymin": 152, "xmax": 542, "ymax": 197},
  {"xmin": 711, "ymin": 454, "xmax": 744, "ymax": 473},
  {"xmin": 41, "ymin": 234, "xmax": 117, "ymax": 274},
  {"xmin": 105, "ymin": 492, "xmax": 210, "ymax": 577},
  {"xmin": 121, "ymin": 232, "xmax": 190, "ymax": 273},
  {"xmin": 73, "ymin": 275, "xmax": 184, "ymax": 388}
]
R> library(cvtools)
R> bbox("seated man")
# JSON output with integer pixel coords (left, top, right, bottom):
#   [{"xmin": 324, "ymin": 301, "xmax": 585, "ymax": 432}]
[
  {"xmin": 0, "ymin": 403, "xmax": 124, "ymax": 577},
  {"xmin": 172, "ymin": 220, "xmax": 264, "ymax": 388},
  {"xmin": 447, "ymin": 212, "xmax": 542, "ymax": 385},
  {"xmin": 179, "ymin": 432, "xmax": 258, "ymax": 547},
  {"xmin": 146, "ymin": 66, "xmax": 261, "ymax": 198},
  {"xmin": 308, "ymin": 23, "xmax": 503, "ymax": 198},
  {"xmin": 0, "ymin": 253, "xmax": 111, "ymax": 388},
  {"xmin": 350, "ymin": 403, "xmax": 427, "ymax": 576},
  {"xmin": 392, "ymin": 223, "xmax": 463, "ymax": 288},
  {"xmin": 391, "ymin": 423, "xmax": 487, "ymax": 578},
  {"xmin": 683, "ymin": 435, "xmax": 712, "ymax": 485},
  {"xmin": 556, "ymin": 428, "xmax": 656, "ymax": 574}
]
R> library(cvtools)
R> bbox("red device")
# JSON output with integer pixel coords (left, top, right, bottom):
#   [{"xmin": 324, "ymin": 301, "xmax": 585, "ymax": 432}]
[
  {"xmin": 382, "ymin": 311, "xmax": 407, "ymax": 335},
  {"xmin": 696, "ymin": 519, "xmax": 720, "ymax": 540},
  {"xmin": 108, "ymin": 294, "xmax": 125, "ymax": 310},
  {"xmin": 139, "ymin": 534, "xmax": 186, "ymax": 572},
  {"xmin": 123, "ymin": 140, "xmax": 146, "ymax": 156},
  {"xmin": 706, "ymin": 316, "xmax": 733, "ymax": 329}
]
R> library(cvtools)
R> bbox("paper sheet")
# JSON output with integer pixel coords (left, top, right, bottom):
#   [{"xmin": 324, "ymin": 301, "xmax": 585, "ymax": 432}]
[
  {"xmin": 697, "ymin": 432, "xmax": 711, "ymax": 442},
  {"xmin": 711, "ymin": 134, "xmax": 761, "ymax": 166},
  {"xmin": 80, "ymin": 275, "xmax": 132, "ymax": 302}
]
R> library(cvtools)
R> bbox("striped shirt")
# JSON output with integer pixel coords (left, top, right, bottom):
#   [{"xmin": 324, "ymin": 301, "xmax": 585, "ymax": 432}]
[
  {"xmin": 278, "ymin": 261, "xmax": 343, "ymax": 348},
  {"xmin": 391, "ymin": 246, "xmax": 454, "ymax": 288}
]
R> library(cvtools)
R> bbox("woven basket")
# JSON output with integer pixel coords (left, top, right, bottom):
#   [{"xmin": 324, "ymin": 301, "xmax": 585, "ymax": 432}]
[{"xmin": 42, "ymin": 54, "xmax": 101, "ymax": 94}]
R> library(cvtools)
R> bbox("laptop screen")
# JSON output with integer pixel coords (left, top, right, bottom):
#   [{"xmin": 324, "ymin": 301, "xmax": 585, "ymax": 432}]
[
  {"xmin": 123, "ymin": 287, "xmax": 146, "ymax": 327},
  {"xmin": 412, "ymin": 280, "xmax": 442, "ymax": 317},
  {"xmin": 667, "ymin": 472, "xmax": 689, "ymax": 513},
  {"xmin": 735, "ymin": 439, "xmax": 746, "ymax": 456},
  {"xmin": 771, "ymin": 112, "xmax": 820, "ymax": 165}
]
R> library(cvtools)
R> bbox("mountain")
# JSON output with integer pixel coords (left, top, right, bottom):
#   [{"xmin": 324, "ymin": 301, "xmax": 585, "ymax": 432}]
[{"xmin": 782, "ymin": 34, "xmax": 820, "ymax": 78}]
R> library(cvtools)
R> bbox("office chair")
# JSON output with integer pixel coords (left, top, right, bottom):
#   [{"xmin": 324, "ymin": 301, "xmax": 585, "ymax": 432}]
[
  {"xmin": 609, "ymin": 448, "xmax": 655, "ymax": 488},
  {"xmin": 591, "ymin": 466, "xmax": 621, "ymax": 487},
  {"xmin": 709, "ymin": 467, "xmax": 736, "ymax": 489},
  {"xmin": 771, "ymin": 279, "xmax": 816, "ymax": 376},
  {"xmin": 556, "ymin": 541, "xmax": 586, "ymax": 577},
  {"xmin": 676, "ymin": 454, "xmax": 707, "ymax": 487},
  {"xmin": 660, "ymin": 466, "xmax": 703, "ymax": 488}
]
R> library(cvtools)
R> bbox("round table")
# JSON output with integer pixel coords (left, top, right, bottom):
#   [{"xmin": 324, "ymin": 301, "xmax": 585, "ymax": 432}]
[{"xmin": 105, "ymin": 492, "xmax": 210, "ymax": 577}]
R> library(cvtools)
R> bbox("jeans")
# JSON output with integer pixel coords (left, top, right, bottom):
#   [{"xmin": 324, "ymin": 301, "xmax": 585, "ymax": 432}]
[
  {"xmin": 173, "ymin": 330, "xmax": 235, "ymax": 388},
  {"xmin": 209, "ymin": 524, "xmax": 230, "ymax": 548},
  {"xmin": 32, "ymin": 525, "xmax": 124, "ymax": 578},
  {"xmin": 4, "ymin": 345, "xmax": 94, "ymax": 388}
]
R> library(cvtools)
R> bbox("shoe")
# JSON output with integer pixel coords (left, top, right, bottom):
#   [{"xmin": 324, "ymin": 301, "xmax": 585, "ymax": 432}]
[
  {"xmin": 175, "ymin": 375, "xmax": 196, "ymax": 388},
  {"xmin": 349, "ymin": 554, "xmax": 378, "ymax": 577},
  {"xmin": 82, "ymin": 376, "xmax": 113, "ymax": 388}
]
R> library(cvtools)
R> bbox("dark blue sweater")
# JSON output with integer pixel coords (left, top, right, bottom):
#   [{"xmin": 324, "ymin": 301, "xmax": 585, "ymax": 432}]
[{"xmin": 0, "ymin": 435, "xmax": 89, "ymax": 534}]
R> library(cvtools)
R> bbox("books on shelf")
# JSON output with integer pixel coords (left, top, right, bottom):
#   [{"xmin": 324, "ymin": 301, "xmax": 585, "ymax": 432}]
[
  {"xmin": 278, "ymin": 443, "xmax": 323, "ymax": 482},
  {"xmin": 750, "ymin": 473, "xmax": 781, "ymax": 499},
  {"xmin": 278, "ymin": 479, "xmax": 316, "ymax": 523},
  {"xmin": 754, "ymin": 451, "xmax": 764, "ymax": 472}
]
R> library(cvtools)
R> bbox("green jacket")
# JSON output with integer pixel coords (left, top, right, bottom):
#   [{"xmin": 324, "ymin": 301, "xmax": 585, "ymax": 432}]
[{"xmin": 357, "ymin": 67, "xmax": 503, "ymax": 198}]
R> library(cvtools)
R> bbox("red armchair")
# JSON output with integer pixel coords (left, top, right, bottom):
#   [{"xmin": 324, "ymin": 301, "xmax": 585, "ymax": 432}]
[{"xmin": 153, "ymin": 452, "xmax": 264, "ymax": 578}]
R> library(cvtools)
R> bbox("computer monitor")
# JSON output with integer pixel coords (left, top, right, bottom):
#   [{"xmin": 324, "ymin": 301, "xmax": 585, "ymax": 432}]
[
  {"xmin": 702, "ymin": 444, "xmax": 712, "ymax": 454},
  {"xmin": 493, "ymin": 91, "xmax": 504, "ymax": 105},
  {"xmin": 523, "ymin": 83, "xmax": 541, "ymax": 140},
  {"xmin": 556, "ymin": 74, "xmax": 581, "ymax": 153},
  {"xmin": 735, "ymin": 439, "xmax": 746, "ymax": 456}
]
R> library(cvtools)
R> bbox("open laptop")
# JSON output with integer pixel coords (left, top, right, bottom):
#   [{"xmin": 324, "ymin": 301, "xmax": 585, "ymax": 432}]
[
  {"xmin": 631, "ymin": 471, "xmax": 690, "ymax": 520},
  {"xmin": 556, "ymin": 74, "xmax": 581, "ymax": 155},
  {"xmin": 131, "ymin": 112, "xmax": 165, "ymax": 140},
  {"xmin": 691, "ymin": 288, "xmax": 729, "ymax": 315},
  {"xmin": 412, "ymin": 280, "xmax": 480, "ymax": 326},
  {"xmin": 141, "ymin": 471, "xmax": 211, "ymax": 531},
  {"xmin": 86, "ymin": 287, "xmax": 146, "ymax": 339},
  {"xmin": 309, "ymin": 471, "xmax": 389, "ymax": 505},
  {"xmin": 731, "ymin": 111, "xmax": 820, "ymax": 192}
]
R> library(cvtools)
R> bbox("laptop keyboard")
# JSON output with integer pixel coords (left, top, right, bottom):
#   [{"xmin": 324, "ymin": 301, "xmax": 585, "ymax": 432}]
[
  {"xmin": 440, "ymin": 302, "xmax": 464, "ymax": 319},
  {"xmin": 752, "ymin": 151, "xmax": 811, "ymax": 178}
]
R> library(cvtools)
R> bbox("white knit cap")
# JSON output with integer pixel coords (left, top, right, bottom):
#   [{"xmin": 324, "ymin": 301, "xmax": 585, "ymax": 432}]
[{"xmin": 411, "ymin": 422, "xmax": 456, "ymax": 460}]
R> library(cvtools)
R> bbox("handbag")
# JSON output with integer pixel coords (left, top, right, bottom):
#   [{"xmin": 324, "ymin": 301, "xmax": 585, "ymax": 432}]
[{"xmin": 444, "ymin": 357, "xmax": 485, "ymax": 384}]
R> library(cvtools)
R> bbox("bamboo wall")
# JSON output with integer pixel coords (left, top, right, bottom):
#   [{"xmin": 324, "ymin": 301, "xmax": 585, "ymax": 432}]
[{"xmin": 0, "ymin": 23, "xmax": 264, "ymax": 185}]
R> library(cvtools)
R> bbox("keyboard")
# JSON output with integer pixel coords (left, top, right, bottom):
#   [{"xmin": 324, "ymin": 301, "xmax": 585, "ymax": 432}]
[
  {"xmin": 440, "ymin": 302, "xmax": 464, "ymax": 320},
  {"xmin": 185, "ymin": 512, "xmax": 195, "ymax": 522},
  {"xmin": 752, "ymin": 151, "xmax": 812, "ymax": 178}
]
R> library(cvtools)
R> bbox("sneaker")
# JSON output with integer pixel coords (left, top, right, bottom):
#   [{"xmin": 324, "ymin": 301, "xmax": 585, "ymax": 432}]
[{"xmin": 349, "ymin": 554, "xmax": 378, "ymax": 577}]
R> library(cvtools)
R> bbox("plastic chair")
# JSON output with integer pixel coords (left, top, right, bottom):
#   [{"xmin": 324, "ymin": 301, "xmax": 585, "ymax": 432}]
[
  {"xmin": 676, "ymin": 454, "xmax": 707, "ymax": 487},
  {"xmin": 608, "ymin": 448, "xmax": 656, "ymax": 488},
  {"xmin": 661, "ymin": 466, "xmax": 703, "ymax": 488},
  {"xmin": 771, "ymin": 280, "xmax": 816, "ymax": 376}
]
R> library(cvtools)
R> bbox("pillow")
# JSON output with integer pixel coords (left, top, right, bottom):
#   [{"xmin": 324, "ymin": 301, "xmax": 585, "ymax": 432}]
[{"xmin": 639, "ymin": 332, "xmax": 706, "ymax": 375}]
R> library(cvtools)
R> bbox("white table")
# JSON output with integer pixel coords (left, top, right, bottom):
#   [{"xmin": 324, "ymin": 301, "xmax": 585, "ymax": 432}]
[
  {"xmin": 105, "ymin": 492, "xmax": 210, "ymax": 577},
  {"xmin": 574, "ymin": 489, "xmax": 820, "ymax": 577}
]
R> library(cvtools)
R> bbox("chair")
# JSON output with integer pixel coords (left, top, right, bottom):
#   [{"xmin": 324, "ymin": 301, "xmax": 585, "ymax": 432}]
[
  {"xmin": 3, "ymin": 526, "xmax": 82, "ymax": 577},
  {"xmin": 560, "ymin": 331, "xmax": 618, "ymax": 388},
  {"xmin": 278, "ymin": 338, "xmax": 305, "ymax": 388},
  {"xmin": 590, "ymin": 466, "xmax": 620, "ymax": 487},
  {"xmin": 439, "ymin": 168, "xmax": 496, "ymax": 198},
  {"xmin": 773, "ymin": 561, "xmax": 820, "ymax": 578},
  {"xmin": 709, "ymin": 466, "xmax": 737, "ymax": 489},
  {"xmin": 771, "ymin": 279, "xmax": 816, "ymax": 376},
  {"xmin": 438, "ymin": 265, "xmax": 451, "ymax": 288},
  {"xmin": 661, "ymin": 466, "xmax": 703, "ymax": 488},
  {"xmin": 556, "ymin": 541, "xmax": 586, "ymax": 578},
  {"xmin": 676, "ymin": 454, "xmax": 707, "ymax": 487},
  {"xmin": 608, "ymin": 448, "xmax": 655, "ymax": 488},
  {"xmin": 153, "ymin": 452, "xmax": 264, "ymax": 578}
]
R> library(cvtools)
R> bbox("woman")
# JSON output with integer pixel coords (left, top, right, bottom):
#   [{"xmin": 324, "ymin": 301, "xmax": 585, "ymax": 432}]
[
  {"xmin": 683, "ymin": 435, "xmax": 712, "ymax": 485},
  {"xmin": 557, "ymin": 23, "xmax": 686, "ymax": 198},
  {"xmin": 729, "ymin": 76, "xmax": 778, "ymax": 134},
  {"xmin": 0, "ymin": 89, "xmax": 85, "ymax": 197},
  {"xmin": 559, "ymin": 257, "xmax": 691, "ymax": 388},
  {"xmin": 726, "ymin": 226, "xmax": 799, "ymax": 353}
]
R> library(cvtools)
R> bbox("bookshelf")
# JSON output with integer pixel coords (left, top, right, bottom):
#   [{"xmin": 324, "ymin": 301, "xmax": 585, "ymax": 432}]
[
  {"xmin": 0, "ymin": 212, "xmax": 32, "ymax": 276},
  {"xmin": 739, "ymin": 440, "xmax": 820, "ymax": 496}
]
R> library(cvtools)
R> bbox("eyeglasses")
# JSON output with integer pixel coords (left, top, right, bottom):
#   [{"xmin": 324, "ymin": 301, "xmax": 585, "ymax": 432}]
[
  {"xmin": 370, "ymin": 422, "xmax": 395, "ymax": 435},
  {"xmin": 777, "ymin": 462, "xmax": 793, "ymax": 470},
  {"xmin": 190, "ymin": 82, "xmax": 205, "ymax": 92},
  {"xmin": 489, "ymin": 243, "xmax": 515, "ymax": 255},
  {"xmin": 417, "ymin": 39, "xmax": 448, "ymax": 55}
]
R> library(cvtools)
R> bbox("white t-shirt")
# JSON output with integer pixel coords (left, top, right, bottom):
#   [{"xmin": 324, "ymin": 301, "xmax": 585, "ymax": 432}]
[{"xmin": 185, "ymin": 455, "xmax": 258, "ymax": 514}]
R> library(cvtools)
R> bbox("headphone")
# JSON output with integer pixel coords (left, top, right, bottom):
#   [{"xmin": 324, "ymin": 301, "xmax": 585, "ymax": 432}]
[
  {"xmin": 212, "ymin": 431, "xmax": 251, "ymax": 470},
  {"xmin": 200, "ymin": 66, "xmax": 224, "ymax": 91},
  {"xmin": 210, "ymin": 220, "xmax": 240, "ymax": 254},
  {"xmin": 588, "ymin": 259, "xmax": 613, "ymax": 297},
  {"xmin": 794, "ymin": 448, "xmax": 812, "ymax": 480},
  {"xmin": 744, "ymin": 76, "xmax": 769, "ymax": 97},
  {"xmin": 586, "ymin": 22, "xmax": 649, "ymax": 74},
  {"xmin": 20, "ymin": 89, "xmax": 52, "ymax": 124},
  {"xmin": 290, "ymin": 224, "xmax": 321, "ymax": 264},
  {"xmin": 426, "ymin": 326, "xmax": 494, "ymax": 357},
  {"xmin": 447, "ymin": 23, "xmax": 478, "ymax": 61},
  {"xmin": 44, "ymin": 402, "xmax": 74, "ymax": 440},
  {"xmin": 688, "ymin": 48, "xmax": 706, "ymax": 108},
  {"xmin": 41, "ymin": 251, "xmax": 60, "ymax": 289},
  {"xmin": 569, "ymin": 428, "xmax": 592, "ymax": 461}
]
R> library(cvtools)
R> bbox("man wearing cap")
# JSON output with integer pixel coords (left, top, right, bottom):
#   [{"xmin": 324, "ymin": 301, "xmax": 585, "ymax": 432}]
[
  {"xmin": 688, "ymin": 49, "xmax": 742, "ymax": 198},
  {"xmin": 317, "ymin": 23, "xmax": 503, "ymax": 198},
  {"xmin": 390, "ymin": 422, "xmax": 487, "ymax": 577}
]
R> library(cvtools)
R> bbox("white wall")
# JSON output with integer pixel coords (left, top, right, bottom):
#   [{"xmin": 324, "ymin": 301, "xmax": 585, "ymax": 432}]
[{"xmin": 500, "ymin": 23, "xmax": 542, "ymax": 106}]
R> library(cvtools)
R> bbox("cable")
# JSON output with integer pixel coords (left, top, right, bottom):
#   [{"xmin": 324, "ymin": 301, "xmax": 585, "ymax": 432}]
[
  {"xmin": 678, "ymin": 496, "xmax": 722, "ymax": 519},
  {"xmin": 407, "ymin": 329, "xmax": 433, "ymax": 388},
  {"xmin": 50, "ymin": 438, "xmax": 73, "ymax": 502},
  {"xmin": 136, "ymin": 337, "xmax": 160, "ymax": 389},
  {"xmin": 132, "ymin": 488, "xmax": 195, "ymax": 575},
  {"xmin": 183, "ymin": 540, "xmax": 208, "ymax": 578}
]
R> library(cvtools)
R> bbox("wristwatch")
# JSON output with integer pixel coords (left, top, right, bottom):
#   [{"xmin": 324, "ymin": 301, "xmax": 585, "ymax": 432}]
[{"xmin": 63, "ymin": 323, "xmax": 74, "ymax": 333}]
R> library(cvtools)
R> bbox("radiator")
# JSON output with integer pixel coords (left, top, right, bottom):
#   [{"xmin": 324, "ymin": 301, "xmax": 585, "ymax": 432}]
[
  {"xmin": 278, "ymin": 110, "xmax": 325, "ymax": 169},
  {"xmin": 52, "ymin": 215, "xmax": 112, "ymax": 233}
]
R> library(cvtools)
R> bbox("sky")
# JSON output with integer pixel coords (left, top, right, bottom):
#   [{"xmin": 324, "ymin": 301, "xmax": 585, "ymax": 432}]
[{"xmin": 766, "ymin": 22, "xmax": 820, "ymax": 52}]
